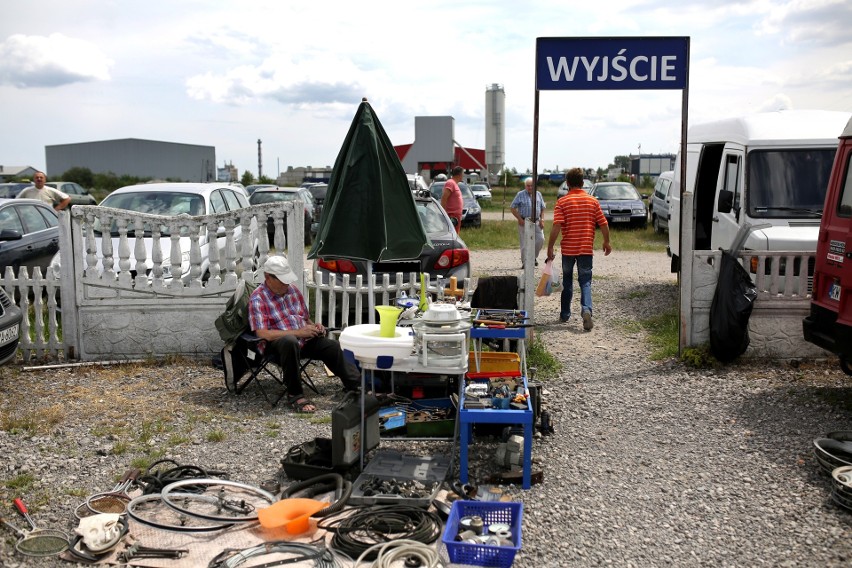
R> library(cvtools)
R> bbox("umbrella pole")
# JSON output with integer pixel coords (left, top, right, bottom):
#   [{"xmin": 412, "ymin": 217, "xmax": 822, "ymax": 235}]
[{"xmin": 368, "ymin": 260, "xmax": 375, "ymax": 324}]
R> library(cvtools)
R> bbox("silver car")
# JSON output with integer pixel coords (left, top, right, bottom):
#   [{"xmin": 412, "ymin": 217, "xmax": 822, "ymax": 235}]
[{"xmin": 649, "ymin": 171, "xmax": 674, "ymax": 233}]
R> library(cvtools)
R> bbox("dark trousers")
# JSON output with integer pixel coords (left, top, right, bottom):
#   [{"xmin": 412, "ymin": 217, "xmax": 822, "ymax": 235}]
[{"xmin": 266, "ymin": 335, "xmax": 360, "ymax": 397}]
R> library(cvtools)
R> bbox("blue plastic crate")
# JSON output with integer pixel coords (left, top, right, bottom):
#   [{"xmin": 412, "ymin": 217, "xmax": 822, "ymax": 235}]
[{"xmin": 441, "ymin": 500, "xmax": 522, "ymax": 567}]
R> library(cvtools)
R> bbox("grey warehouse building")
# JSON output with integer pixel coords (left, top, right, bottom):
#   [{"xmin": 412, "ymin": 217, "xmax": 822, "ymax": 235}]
[{"xmin": 45, "ymin": 138, "xmax": 216, "ymax": 182}]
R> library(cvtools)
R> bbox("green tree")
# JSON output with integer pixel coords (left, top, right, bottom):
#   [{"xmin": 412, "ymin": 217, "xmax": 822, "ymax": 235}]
[
  {"xmin": 613, "ymin": 155, "xmax": 631, "ymax": 171},
  {"xmin": 241, "ymin": 171, "xmax": 254, "ymax": 186},
  {"xmin": 258, "ymin": 175, "xmax": 275, "ymax": 184},
  {"xmin": 61, "ymin": 167, "xmax": 95, "ymax": 188}
]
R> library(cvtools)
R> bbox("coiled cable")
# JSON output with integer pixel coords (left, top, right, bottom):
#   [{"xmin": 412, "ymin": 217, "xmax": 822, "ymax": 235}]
[
  {"xmin": 137, "ymin": 459, "xmax": 228, "ymax": 495},
  {"xmin": 316, "ymin": 504, "xmax": 442, "ymax": 561},
  {"xmin": 207, "ymin": 541, "xmax": 339, "ymax": 568},
  {"xmin": 353, "ymin": 539, "xmax": 441, "ymax": 568}
]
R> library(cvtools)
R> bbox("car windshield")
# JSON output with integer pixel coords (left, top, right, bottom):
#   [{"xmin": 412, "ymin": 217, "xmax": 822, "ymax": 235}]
[
  {"xmin": 417, "ymin": 200, "xmax": 450, "ymax": 233},
  {"xmin": 471, "ymin": 184, "xmax": 489, "ymax": 192},
  {"xmin": 97, "ymin": 191, "xmax": 205, "ymax": 236},
  {"xmin": 595, "ymin": 185, "xmax": 640, "ymax": 200},
  {"xmin": 748, "ymin": 148, "xmax": 835, "ymax": 218},
  {"xmin": 460, "ymin": 183, "xmax": 474, "ymax": 200}
]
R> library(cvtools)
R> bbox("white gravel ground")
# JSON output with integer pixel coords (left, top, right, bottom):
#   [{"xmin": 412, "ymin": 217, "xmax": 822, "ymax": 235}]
[{"xmin": 0, "ymin": 247, "xmax": 850, "ymax": 567}]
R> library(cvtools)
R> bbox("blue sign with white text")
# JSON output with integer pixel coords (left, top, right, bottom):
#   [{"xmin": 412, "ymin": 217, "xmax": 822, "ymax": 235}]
[{"xmin": 536, "ymin": 37, "xmax": 689, "ymax": 90}]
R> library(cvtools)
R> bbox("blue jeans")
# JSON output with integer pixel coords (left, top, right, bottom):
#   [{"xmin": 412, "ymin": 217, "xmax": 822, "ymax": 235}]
[{"xmin": 560, "ymin": 255, "xmax": 593, "ymax": 320}]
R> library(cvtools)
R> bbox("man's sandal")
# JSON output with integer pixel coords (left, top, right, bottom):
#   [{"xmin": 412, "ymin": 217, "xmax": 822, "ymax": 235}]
[{"xmin": 288, "ymin": 395, "xmax": 316, "ymax": 413}]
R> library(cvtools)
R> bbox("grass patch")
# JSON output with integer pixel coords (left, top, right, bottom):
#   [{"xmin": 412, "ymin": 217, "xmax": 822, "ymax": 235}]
[
  {"xmin": 4, "ymin": 473, "xmax": 36, "ymax": 492},
  {"xmin": 639, "ymin": 306, "xmax": 679, "ymax": 360},
  {"xmin": 0, "ymin": 405, "xmax": 65, "ymax": 435},
  {"xmin": 527, "ymin": 335, "xmax": 562, "ymax": 380},
  {"xmin": 206, "ymin": 430, "xmax": 227, "ymax": 442},
  {"xmin": 168, "ymin": 434, "xmax": 191, "ymax": 446},
  {"xmin": 463, "ymin": 219, "xmax": 668, "ymax": 252},
  {"xmin": 111, "ymin": 441, "xmax": 131, "ymax": 455},
  {"xmin": 310, "ymin": 415, "xmax": 332, "ymax": 425}
]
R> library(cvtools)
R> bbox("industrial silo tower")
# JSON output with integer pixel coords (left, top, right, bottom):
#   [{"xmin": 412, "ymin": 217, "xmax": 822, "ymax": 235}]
[{"xmin": 485, "ymin": 83, "xmax": 505, "ymax": 183}]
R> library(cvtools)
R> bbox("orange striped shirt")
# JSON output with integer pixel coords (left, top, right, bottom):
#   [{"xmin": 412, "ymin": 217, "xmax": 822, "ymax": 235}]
[{"xmin": 552, "ymin": 189, "xmax": 608, "ymax": 256}]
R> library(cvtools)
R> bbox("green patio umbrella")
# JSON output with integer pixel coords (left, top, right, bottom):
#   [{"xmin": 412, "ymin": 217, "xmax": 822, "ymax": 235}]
[{"xmin": 308, "ymin": 98, "xmax": 429, "ymax": 323}]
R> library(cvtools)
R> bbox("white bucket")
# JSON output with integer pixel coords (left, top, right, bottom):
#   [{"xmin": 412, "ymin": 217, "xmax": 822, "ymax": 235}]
[{"xmin": 339, "ymin": 324, "xmax": 414, "ymax": 364}]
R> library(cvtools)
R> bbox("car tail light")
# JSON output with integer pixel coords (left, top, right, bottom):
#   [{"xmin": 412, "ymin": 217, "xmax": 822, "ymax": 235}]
[
  {"xmin": 434, "ymin": 248, "xmax": 469, "ymax": 270},
  {"xmin": 318, "ymin": 258, "xmax": 357, "ymax": 273}
]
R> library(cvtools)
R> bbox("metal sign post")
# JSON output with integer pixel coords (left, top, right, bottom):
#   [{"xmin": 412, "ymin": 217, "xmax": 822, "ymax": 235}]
[{"xmin": 532, "ymin": 36, "xmax": 689, "ymax": 351}]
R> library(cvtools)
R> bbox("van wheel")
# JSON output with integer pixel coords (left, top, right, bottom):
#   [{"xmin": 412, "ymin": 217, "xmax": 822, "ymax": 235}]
[
  {"xmin": 841, "ymin": 357, "xmax": 852, "ymax": 376},
  {"xmin": 653, "ymin": 215, "xmax": 663, "ymax": 234}
]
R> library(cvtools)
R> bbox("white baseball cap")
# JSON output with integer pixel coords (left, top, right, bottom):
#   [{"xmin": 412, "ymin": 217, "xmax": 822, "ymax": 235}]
[{"xmin": 262, "ymin": 255, "xmax": 297, "ymax": 285}]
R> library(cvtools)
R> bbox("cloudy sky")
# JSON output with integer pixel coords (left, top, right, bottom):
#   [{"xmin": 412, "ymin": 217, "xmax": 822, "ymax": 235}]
[{"xmin": 1, "ymin": 0, "xmax": 850, "ymax": 178}]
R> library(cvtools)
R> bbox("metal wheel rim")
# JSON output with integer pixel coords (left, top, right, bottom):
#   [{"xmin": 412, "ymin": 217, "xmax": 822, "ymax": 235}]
[
  {"xmin": 160, "ymin": 478, "xmax": 276, "ymax": 523},
  {"xmin": 126, "ymin": 493, "xmax": 233, "ymax": 532}
]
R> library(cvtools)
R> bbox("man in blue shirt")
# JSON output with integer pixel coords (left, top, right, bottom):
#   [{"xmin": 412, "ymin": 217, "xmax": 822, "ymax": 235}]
[{"xmin": 510, "ymin": 178, "xmax": 546, "ymax": 267}]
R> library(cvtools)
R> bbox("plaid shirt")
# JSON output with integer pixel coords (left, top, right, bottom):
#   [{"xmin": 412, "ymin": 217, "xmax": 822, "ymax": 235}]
[{"xmin": 248, "ymin": 281, "xmax": 310, "ymax": 351}]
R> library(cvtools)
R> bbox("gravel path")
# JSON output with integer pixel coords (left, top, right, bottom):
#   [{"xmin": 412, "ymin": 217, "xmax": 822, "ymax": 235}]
[{"xmin": 0, "ymin": 248, "xmax": 850, "ymax": 567}]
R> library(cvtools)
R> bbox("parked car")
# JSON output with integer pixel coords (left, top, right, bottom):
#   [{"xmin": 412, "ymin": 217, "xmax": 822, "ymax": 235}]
[
  {"xmin": 428, "ymin": 181, "xmax": 482, "ymax": 228},
  {"xmin": 649, "ymin": 171, "xmax": 674, "ymax": 234},
  {"xmin": 803, "ymin": 114, "xmax": 852, "ymax": 375},
  {"xmin": 0, "ymin": 183, "xmax": 29, "ymax": 199},
  {"xmin": 74, "ymin": 183, "xmax": 257, "ymax": 282},
  {"xmin": 0, "ymin": 286, "xmax": 22, "ymax": 365},
  {"xmin": 249, "ymin": 186, "xmax": 317, "ymax": 246},
  {"xmin": 306, "ymin": 183, "xmax": 328, "ymax": 224},
  {"xmin": 313, "ymin": 194, "xmax": 471, "ymax": 321},
  {"xmin": 469, "ymin": 183, "xmax": 492, "ymax": 202},
  {"xmin": 557, "ymin": 178, "xmax": 593, "ymax": 198},
  {"xmin": 45, "ymin": 181, "xmax": 97, "ymax": 206},
  {"xmin": 0, "ymin": 198, "xmax": 59, "ymax": 276},
  {"xmin": 245, "ymin": 184, "xmax": 277, "ymax": 196},
  {"xmin": 590, "ymin": 182, "xmax": 648, "ymax": 228}
]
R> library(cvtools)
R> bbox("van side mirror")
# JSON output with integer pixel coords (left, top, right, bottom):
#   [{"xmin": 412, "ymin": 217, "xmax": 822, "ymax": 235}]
[{"xmin": 717, "ymin": 189, "xmax": 733, "ymax": 213}]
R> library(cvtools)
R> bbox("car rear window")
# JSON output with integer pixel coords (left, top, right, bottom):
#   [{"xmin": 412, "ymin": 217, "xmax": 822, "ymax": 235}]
[
  {"xmin": 417, "ymin": 201, "xmax": 450, "ymax": 233},
  {"xmin": 250, "ymin": 192, "xmax": 297, "ymax": 205}
]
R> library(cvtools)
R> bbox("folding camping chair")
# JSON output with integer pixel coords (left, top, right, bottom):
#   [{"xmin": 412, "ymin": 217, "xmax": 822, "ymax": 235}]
[{"xmin": 222, "ymin": 332, "xmax": 321, "ymax": 407}]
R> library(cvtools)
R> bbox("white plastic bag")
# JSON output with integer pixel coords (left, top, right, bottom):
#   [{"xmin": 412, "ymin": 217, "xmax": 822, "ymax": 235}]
[{"xmin": 536, "ymin": 259, "xmax": 553, "ymax": 297}]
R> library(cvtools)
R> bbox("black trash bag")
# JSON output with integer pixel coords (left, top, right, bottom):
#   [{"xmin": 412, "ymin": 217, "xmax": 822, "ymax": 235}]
[{"xmin": 710, "ymin": 251, "xmax": 758, "ymax": 362}]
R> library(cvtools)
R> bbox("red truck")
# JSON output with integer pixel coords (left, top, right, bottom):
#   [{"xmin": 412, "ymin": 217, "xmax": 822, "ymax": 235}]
[{"xmin": 803, "ymin": 116, "xmax": 852, "ymax": 374}]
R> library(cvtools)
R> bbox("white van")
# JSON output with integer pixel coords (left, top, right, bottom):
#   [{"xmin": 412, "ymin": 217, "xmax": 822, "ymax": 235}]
[{"xmin": 668, "ymin": 110, "xmax": 851, "ymax": 272}]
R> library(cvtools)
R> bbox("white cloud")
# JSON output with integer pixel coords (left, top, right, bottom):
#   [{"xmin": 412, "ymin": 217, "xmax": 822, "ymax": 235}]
[{"xmin": 0, "ymin": 33, "xmax": 112, "ymax": 88}]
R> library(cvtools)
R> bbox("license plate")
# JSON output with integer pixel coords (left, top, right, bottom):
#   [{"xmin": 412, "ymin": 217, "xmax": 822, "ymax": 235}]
[
  {"xmin": 0, "ymin": 324, "xmax": 18, "ymax": 345},
  {"xmin": 828, "ymin": 282, "xmax": 841, "ymax": 302},
  {"xmin": 613, "ymin": 216, "xmax": 630, "ymax": 222}
]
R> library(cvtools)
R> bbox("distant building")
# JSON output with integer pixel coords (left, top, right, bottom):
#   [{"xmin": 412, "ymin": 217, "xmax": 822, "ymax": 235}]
[
  {"xmin": 276, "ymin": 166, "xmax": 333, "ymax": 186},
  {"xmin": 393, "ymin": 116, "xmax": 486, "ymax": 184},
  {"xmin": 630, "ymin": 153, "xmax": 676, "ymax": 182},
  {"xmin": 0, "ymin": 165, "xmax": 38, "ymax": 182},
  {"xmin": 218, "ymin": 162, "xmax": 238, "ymax": 182},
  {"xmin": 45, "ymin": 138, "xmax": 216, "ymax": 182}
]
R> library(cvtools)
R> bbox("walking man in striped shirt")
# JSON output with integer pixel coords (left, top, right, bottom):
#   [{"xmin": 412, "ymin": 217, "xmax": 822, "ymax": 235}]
[{"xmin": 546, "ymin": 168, "xmax": 612, "ymax": 330}]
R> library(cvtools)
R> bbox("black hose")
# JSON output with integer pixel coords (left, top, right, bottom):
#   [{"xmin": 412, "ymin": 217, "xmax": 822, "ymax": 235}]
[{"xmin": 279, "ymin": 473, "xmax": 351, "ymax": 517}]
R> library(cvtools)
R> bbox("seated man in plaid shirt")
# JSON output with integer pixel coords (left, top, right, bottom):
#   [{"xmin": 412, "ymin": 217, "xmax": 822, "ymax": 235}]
[{"xmin": 248, "ymin": 255, "xmax": 359, "ymax": 412}]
